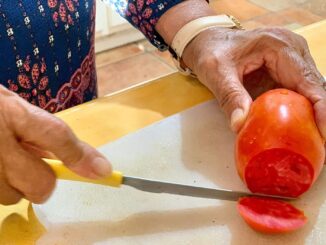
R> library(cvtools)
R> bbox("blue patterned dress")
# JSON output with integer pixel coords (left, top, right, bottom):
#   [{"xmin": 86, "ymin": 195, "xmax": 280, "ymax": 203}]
[{"xmin": 0, "ymin": 0, "xmax": 181, "ymax": 112}]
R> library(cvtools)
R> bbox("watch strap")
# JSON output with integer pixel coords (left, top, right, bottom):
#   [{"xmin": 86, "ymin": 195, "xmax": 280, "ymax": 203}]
[{"xmin": 169, "ymin": 15, "xmax": 242, "ymax": 77}]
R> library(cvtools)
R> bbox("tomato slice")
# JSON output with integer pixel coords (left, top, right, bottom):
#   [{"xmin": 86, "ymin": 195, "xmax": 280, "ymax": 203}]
[{"xmin": 237, "ymin": 197, "xmax": 307, "ymax": 233}]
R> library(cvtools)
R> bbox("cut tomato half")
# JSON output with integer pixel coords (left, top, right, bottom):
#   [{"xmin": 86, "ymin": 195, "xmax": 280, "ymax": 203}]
[
  {"xmin": 245, "ymin": 148, "xmax": 314, "ymax": 197},
  {"xmin": 237, "ymin": 197, "xmax": 307, "ymax": 233},
  {"xmin": 236, "ymin": 89, "xmax": 325, "ymax": 198}
]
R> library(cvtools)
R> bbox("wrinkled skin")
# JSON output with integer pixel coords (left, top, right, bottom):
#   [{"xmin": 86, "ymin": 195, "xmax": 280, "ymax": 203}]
[
  {"xmin": 182, "ymin": 27, "xmax": 326, "ymax": 137},
  {"xmin": 0, "ymin": 85, "xmax": 111, "ymax": 205}
]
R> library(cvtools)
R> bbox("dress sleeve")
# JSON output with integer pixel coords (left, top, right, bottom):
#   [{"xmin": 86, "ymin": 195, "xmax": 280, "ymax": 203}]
[{"xmin": 102, "ymin": 0, "xmax": 184, "ymax": 51}]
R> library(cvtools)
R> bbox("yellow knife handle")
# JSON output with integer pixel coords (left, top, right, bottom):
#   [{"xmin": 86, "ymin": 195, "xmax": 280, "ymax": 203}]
[{"xmin": 44, "ymin": 159, "xmax": 123, "ymax": 188}]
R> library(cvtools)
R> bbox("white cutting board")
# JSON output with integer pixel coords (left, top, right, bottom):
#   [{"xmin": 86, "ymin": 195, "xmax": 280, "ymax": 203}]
[{"xmin": 34, "ymin": 100, "xmax": 326, "ymax": 245}]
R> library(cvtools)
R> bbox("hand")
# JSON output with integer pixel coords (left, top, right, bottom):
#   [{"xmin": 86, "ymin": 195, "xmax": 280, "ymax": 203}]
[
  {"xmin": 0, "ymin": 86, "xmax": 111, "ymax": 205},
  {"xmin": 182, "ymin": 27, "xmax": 326, "ymax": 138}
]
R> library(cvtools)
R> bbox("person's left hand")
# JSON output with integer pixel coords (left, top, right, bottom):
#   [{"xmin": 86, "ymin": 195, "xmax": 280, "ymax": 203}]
[{"xmin": 182, "ymin": 27, "xmax": 326, "ymax": 138}]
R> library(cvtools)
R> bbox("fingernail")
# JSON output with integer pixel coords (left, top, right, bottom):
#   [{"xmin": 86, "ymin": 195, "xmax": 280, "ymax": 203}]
[
  {"xmin": 92, "ymin": 157, "xmax": 112, "ymax": 177},
  {"xmin": 230, "ymin": 108, "xmax": 245, "ymax": 132}
]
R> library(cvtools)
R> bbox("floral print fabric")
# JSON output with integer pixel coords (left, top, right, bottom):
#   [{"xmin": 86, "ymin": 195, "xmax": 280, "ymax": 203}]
[
  {"xmin": 0, "ymin": 0, "xmax": 181, "ymax": 112},
  {"xmin": 103, "ymin": 0, "xmax": 183, "ymax": 50}
]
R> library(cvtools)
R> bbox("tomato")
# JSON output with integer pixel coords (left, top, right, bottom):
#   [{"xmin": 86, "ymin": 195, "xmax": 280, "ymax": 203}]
[
  {"xmin": 237, "ymin": 197, "xmax": 307, "ymax": 233},
  {"xmin": 236, "ymin": 89, "xmax": 325, "ymax": 197}
]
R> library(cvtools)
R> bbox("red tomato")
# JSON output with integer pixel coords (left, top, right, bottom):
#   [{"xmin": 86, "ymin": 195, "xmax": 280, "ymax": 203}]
[
  {"xmin": 237, "ymin": 197, "xmax": 307, "ymax": 233},
  {"xmin": 236, "ymin": 89, "xmax": 325, "ymax": 197}
]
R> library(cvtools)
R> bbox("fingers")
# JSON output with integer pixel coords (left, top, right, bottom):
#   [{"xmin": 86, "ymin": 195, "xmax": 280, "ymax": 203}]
[
  {"xmin": 21, "ymin": 142, "xmax": 57, "ymax": 159},
  {"xmin": 31, "ymin": 115, "xmax": 111, "ymax": 179},
  {"xmin": 257, "ymin": 30, "xmax": 326, "ymax": 139},
  {"xmin": 301, "ymin": 50, "xmax": 326, "ymax": 139},
  {"xmin": 0, "ymin": 132, "xmax": 55, "ymax": 204},
  {"xmin": 0, "ymin": 169, "xmax": 23, "ymax": 205},
  {"xmin": 3, "ymin": 98, "xmax": 112, "ymax": 179},
  {"xmin": 210, "ymin": 65, "xmax": 252, "ymax": 132},
  {"xmin": 267, "ymin": 47, "xmax": 326, "ymax": 139},
  {"xmin": 316, "ymin": 97, "xmax": 326, "ymax": 139},
  {"xmin": 0, "ymin": 87, "xmax": 112, "ymax": 204}
]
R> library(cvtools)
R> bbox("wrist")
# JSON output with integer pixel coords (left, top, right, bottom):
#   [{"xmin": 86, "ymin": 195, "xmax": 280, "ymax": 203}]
[
  {"xmin": 155, "ymin": 0, "xmax": 215, "ymax": 45},
  {"xmin": 182, "ymin": 27, "xmax": 233, "ymax": 72}
]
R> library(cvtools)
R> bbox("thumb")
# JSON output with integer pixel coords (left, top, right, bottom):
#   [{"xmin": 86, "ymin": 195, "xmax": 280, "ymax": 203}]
[
  {"xmin": 7, "ymin": 97, "xmax": 112, "ymax": 179},
  {"xmin": 213, "ymin": 68, "xmax": 252, "ymax": 132}
]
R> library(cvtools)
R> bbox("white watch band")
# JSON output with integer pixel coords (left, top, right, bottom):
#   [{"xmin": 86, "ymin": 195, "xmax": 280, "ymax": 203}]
[{"xmin": 170, "ymin": 15, "xmax": 242, "ymax": 76}]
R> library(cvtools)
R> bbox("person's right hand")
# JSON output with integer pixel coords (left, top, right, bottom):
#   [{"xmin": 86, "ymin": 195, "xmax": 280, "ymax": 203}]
[{"xmin": 0, "ymin": 85, "xmax": 112, "ymax": 205}]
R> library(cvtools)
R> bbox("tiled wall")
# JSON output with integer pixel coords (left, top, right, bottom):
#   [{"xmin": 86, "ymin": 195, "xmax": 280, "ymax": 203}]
[{"xmin": 96, "ymin": 0, "xmax": 326, "ymax": 96}]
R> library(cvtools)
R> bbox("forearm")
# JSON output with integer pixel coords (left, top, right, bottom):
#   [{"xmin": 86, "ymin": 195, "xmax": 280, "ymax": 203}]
[
  {"xmin": 102, "ymin": 0, "xmax": 215, "ymax": 52},
  {"xmin": 155, "ymin": 0, "xmax": 215, "ymax": 45}
]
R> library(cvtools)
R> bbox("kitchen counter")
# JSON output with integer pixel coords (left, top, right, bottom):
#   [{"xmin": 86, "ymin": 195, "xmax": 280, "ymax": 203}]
[{"xmin": 0, "ymin": 20, "xmax": 325, "ymax": 244}]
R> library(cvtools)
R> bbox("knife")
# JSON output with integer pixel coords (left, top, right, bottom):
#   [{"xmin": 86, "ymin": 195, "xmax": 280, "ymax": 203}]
[{"xmin": 45, "ymin": 159, "xmax": 295, "ymax": 202}]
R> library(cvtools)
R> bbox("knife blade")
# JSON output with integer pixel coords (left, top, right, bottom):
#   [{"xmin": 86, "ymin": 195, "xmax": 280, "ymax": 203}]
[
  {"xmin": 46, "ymin": 159, "xmax": 295, "ymax": 202},
  {"xmin": 122, "ymin": 175, "xmax": 295, "ymax": 201}
]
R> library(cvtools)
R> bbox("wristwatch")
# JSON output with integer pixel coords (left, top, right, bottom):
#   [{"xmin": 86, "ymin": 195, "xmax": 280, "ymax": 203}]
[{"xmin": 169, "ymin": 14, "xmax": 243, "ymax": 77}]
